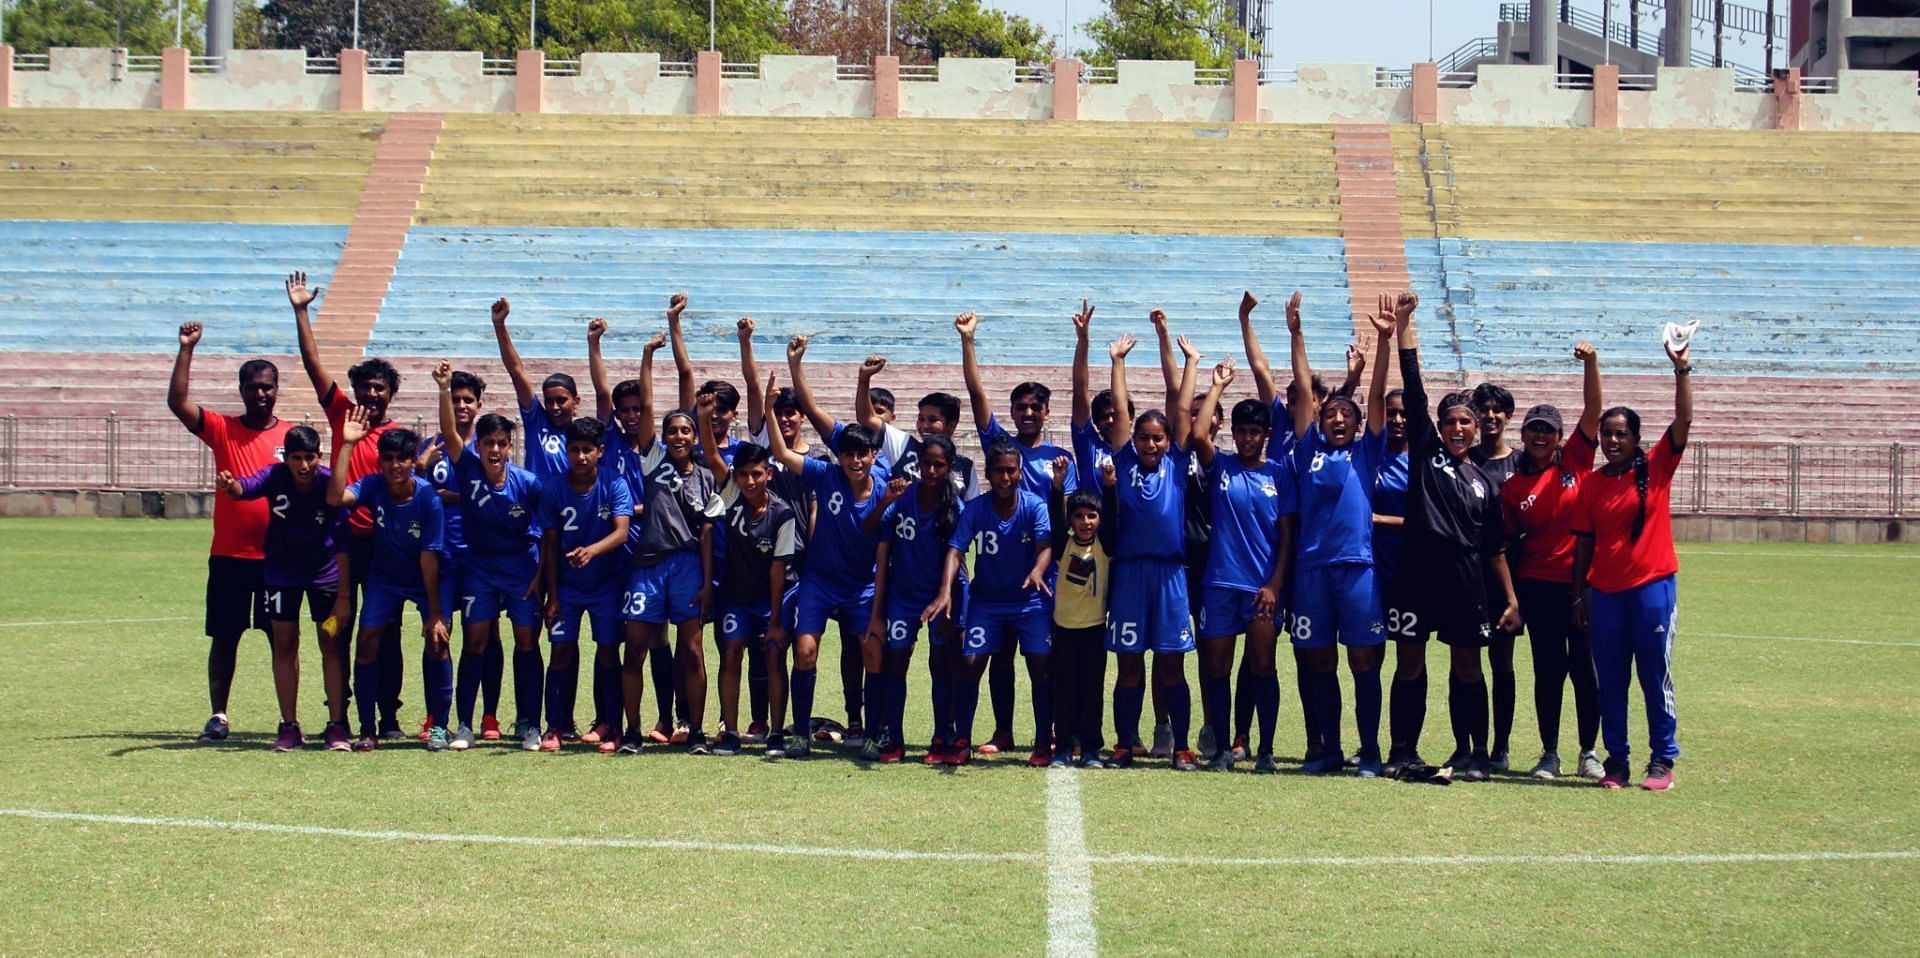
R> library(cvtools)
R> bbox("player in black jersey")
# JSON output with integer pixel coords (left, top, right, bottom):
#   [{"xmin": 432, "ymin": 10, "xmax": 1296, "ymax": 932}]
[
  {"xmin": 1381, "ymin": 293, "xmax": 1523, "ymax": 782},
  {"xmin": 1469, "ymin": 379, "xmax": 1523, "ymax": 769}
]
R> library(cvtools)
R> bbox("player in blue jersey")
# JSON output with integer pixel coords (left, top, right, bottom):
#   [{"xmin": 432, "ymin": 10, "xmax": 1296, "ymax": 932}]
[
  {"xmin": 697, "ymin": 399, "xmax": 799, "ymax": 757},
  {"xmin": 1286, "ymin": 293, "xmax": 1398, "ymax": 775},
  {"xmin": 617, "ymin": 351, "xmax": 723, "ymax": 755},
  {"xmin": 488, "ymin": 297, "xmax": 591, "ymax": 483},
  {"xmin": 854, "ymin": 359, "xmax": 979, "ymax": 504},
  {"xmin": 1068, "ymin": 299, "xmax": 1120, "ymax": 500},
  {"xmin": 434, "ymin": 361, "xmax": 550, "ymax": 752},
  {"xmin": 959, "ymin": 309, "xmax": 1072, "ymax": 756},
  {"xmin": 1100, "ymin": 326, "xmax": 1201, "ymax": 771},
  {"xmin": 417, "ymin": 367, "xmax": 509, "ymax": 743},
  {"xmin": 1188, "ymin": 359, "xmax": 1298, "ymax": 773},
  {"xmin": 215, "ymin": 425, "xmax": 349, "ymax": 752},
  {"xmin": 783, "ymin": 336, "xmax": 880, "ymax": 748},
  {"xmin": 761, "ymin": 371, "xmax": 888, "ymax": 759},
  {"xmin": 325, "ymin": 409, "xmax": 451, "ymax": 752},
  {"xmin": 1373, "ymin": 388, "xmax": 1411, "ymax": 603},
  {"xmin": 865, "ymin": 435, "xmax": 967, "ymax": 764},
  {"xmin": 538, "ymin": 416, "xmax": 633, "ymax": 754},
  {"xmin": 606, "ymin": 321, "xmax": 697, "ymax": 747},
  {"xmin": 925, "ymin": 439, "xmax": 1054, "ymax": 766}
]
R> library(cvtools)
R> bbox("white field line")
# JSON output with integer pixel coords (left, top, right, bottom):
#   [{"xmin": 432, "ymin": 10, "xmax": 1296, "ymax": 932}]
[
  {"xmin": 0, "ymin": 615, "xmax": 194, "ymax": 628},
  {"xmin": 3, "ymin": 807, "xmax": 1916, "ymax": 873},
  {"xmin": 1045, "ymin": 769, "xmax": 1098, "ymax": 958},
  {"xmin": 1690, "ymin": 630, "xmax": 1920, "ymax": 649},
  {"xmin": 1678, "ymin": 549, "xmax": 1920, "ymax": 560}
]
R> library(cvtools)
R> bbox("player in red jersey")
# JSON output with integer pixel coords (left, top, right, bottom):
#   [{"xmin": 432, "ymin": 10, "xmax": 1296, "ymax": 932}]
[
  {"xmin": 1572, "ymin": 338, "xmax": 1694, "ymax": 792},
  {"xmin": 287, "ymin": 270, "xmax": 409, "ymax": 738},
  {"xmin": 1500, "ymin": 342, "xmax": 1604, "ymax": 781},
  {"xmin": 170, "ymin": 320, "xmax": 293, "ymax": 742}
]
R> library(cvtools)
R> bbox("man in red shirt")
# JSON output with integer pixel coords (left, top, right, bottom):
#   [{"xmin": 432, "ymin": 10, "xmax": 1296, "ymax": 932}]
[
  {"xmin": 169, "ymin": 320, "xmax": 291, "ymax": 743},
  {"xmin": 287, "ymin": 270, "xmax": 408, "ymax": 738}
]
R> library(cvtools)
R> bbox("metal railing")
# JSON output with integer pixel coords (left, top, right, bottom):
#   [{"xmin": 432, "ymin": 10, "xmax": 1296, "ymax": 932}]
[
  {"xmin": 1801, "ymin": 75, "xmax": 1838, "ymax": 94},
  {"xmin": 898, "ymin": 64, "xmax": 937, "ymax": 82},
  {"xmin": 1438, "ymin": 71, "xmax": 1478, "ymax": 89},
  {"xmin": 1375, "ymin": 67, "xmax": 1413, "ymax": 89},
  {"xmin": 720, "ymin": 61, "xmax": 759, "ymax": 79},
  {"xmin": 1500, "ymin": 1, "xmax": 1769, "ymax": 79},
  {"xmin": 1258, "ymin": 67, "xmax": 1298, "ymax": 86},
  {"xmin": 544, "ymin": 59, "xmax": 581, "ymax": 77},
  {"xmin": 1083, "ymin": 64, "xmax": 1118, "ymax": 84},
  {"xmin": 188, "ymin": 55, "xmax": 223, "ymax": 74},
  {"xmin": 1437, "ymin": 37, "xmax": 1498, "ymax": 75},
  {"xmin": 1013, "ymin": 65, "xmax": 1052, "ymax": 84},
  {"xmin": 836, "ymin": 62, "xmax": 873, "ymax": 80},
  {"xmin": 481, "ymin": 58, "xmax": 516, "ymax": 76},
  {"xmin": 14, "ymin": 52, "xmax": 51, "ymax": 72},
  {"xmin": 1194, "ymin": 67, "xmax": 1232, "ymax": 86},
  {"xmin": 1732, "ymin": 73, "xmax": 1772, "ymax": 93},
  {"xmin": 1618, "ymin": 73, "xmax": 1658, "ymax": 90},
  {"xmin": 367, "ymin": 57, "xmax": 405, "ymax": 75},
  {"xmin": 1555, "ymin": 72, "xmax": 1595, "ymax": 90},
  {"xmin": 304, "ymin": 55, "xmax": 339, "ymax": 75},
  {"xmin": 124, "ymin": 54, "xmax": 163, "ymax": 73},
  {"xmin": 658, "ymin": 60, "xmax": 694, "ymax": 77},
  {"xmin": 6, "ymin": 418, "xmax": 1904, "ymax": 517}
]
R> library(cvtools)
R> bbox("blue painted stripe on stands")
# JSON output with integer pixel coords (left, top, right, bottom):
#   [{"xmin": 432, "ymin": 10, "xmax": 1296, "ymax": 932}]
[
  {"xmin": 374, "ymin": 227, "xmax": 1359, "ymax": 367},
  {"xmin": 1410, "ymin": 237, "xmax": 1920, "ymax": 376},
  {"xmin": 0, "ymin": 220, "xmax": 350, "ymax": 354}
]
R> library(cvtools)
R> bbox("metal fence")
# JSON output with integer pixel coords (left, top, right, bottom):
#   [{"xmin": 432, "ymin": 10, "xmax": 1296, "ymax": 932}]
[{"xmin": 0, "ymin": 416, "xmax": 1910, "ymax": 516}]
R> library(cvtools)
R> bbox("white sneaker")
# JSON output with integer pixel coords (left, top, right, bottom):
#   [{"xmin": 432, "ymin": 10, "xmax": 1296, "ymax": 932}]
[
  {"xmin": 520, "ymin": 725, "xmax": 542, "ymax": 751},
  {"xmin": 1530, "ymin": 752, "xmax": 1561, "ymax": 781},
  {"xmin": 1150, "ymin": 722, "xmax": 1174, "ymax": 759},
  {"xmin": 451, "ymin": 724, "xmax": 474, "ymax": 751},
  {"xmin": 1576, "ymin": 750, "xmax": 1605, "ymax": 779}
]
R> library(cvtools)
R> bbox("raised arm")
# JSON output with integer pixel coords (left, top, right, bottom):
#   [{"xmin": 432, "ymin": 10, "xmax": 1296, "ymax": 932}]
[
  {"xmin": 1286, "ymin": 291, "xmax": 1315, "ymax": 438},
  {"xmin": 433, "ymin": 360, "xmax": 465, "ymax": 465},
  {"xmin": 956, "ymin": 311, "xmax": 994, "ymax": 432},
  {"xmin": 1573, "ymin": 341, "xmax": 1602, "ymax": 442},
  {"xmin": 1070, "ymin": 299, "xmax": 1096, "ymax": 428},
  {"xmin": 1105, "ymin": 334, "xmax": 1137, "ymax": 452},
  {"xmin": 633, "ymin": 332, "xmax": 665, "ymax": 452},
  {"xmin": 1339, "ymin": 343, "xmax": 1366, "ymax": 398},
  {"xmin": 1238, "ymin": 291, "xmax": 1276, "ymax": 407},
  {"xmin": 168, "ymin": 322, "xmax": 205, "ymax": 431},
  {"xmin": 760, "ymin": 371, "xmax": 806, "ymax": 473},
  {"xmin": 1048, "ymin": 456, "xmax": 1071, "ymax": 552},
  {"xmin": 1192, "ymin": 360, "xmax": 1233, "ymax": 466},
  {"xmin": 1150, "ymin": 309, "xmax": 1178, "ymax": 409},
  {"xmin": 326, "ymin": 407, "xmax": 371, "ymax": 507},
  {"xmin": 587, "ymin": 317, "xmax": 612, "ymax": 421},
  {"xmin": 738, "ymin": 317, "xmax": 764, "ymax": 429},
  {"xmin": 489, "ymin": 297, "xmax": 535, "ymax": 410},
  {"xmin": 854, "ymin": 355, "xmax": 888, "ymax": 433},
  {"xmin": 1171, "ymin": 335, "xmax": 1199, "ymax": 449},
  {"xmin": 1667, "ymin": 341, "xmax": 1693, "ymax": 450},
  {"xmin": 666, "ymin": 293, "xmax": 694, "ymax": 411},
  {"xmin": 286, "ymin": 270, "xmax": 334, "ymax": 402},
  {"xmin": 694, "ymin": 393, "xmax": 730, "ymax": 483},
  {"xmin": 785, "ymin": 335, "xmax": 838, "ymax": 442},
  {"xmin": 1395, "ymin": 291, "xmax": 1436, "ymax": 449},
  {"xmin": 863, "ymin": 476, "xmax": 910, "ymax": 538},
  {"xmin": 1364, "ymin": 294, "xmax": 1400, "ymax": 436}
]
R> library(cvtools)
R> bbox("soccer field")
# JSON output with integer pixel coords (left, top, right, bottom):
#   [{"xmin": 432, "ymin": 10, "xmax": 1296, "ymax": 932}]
[{"xmin": 0, "ymin": 518, "xmax": 1916, "ymax": 956}]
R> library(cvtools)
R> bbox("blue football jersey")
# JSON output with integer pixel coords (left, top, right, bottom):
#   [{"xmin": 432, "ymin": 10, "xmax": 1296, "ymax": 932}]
[
  {"xmin": 1205, "ymin": 454, "xmax": 1299, "ymax": 592},
  {"xmin": 518, "ymin": 398, "xmax": 572, "ymax": 484},
  {"xmin": 453, "ymin": 454, "xmax": 544, "ymax": 577},
  {"xmin": 800, "ymin": 456, "xmax": 888, "ymax": 595},
  {"xmin": 349, "ymin": 474, "xmax": 446, "ymax": 591},
  {"xmin": 982, "ymin": 414, "xmax": 1075, "ymax": 499},
  {"xmin": 1373, "ymin": 448, "xmax": 1410, "ymax": 578},
  {"xmin": 1292, "ymin": 424, "xmax": 1382, "ymax": 568},
  {"xmin": 1070, "ymin": 419, "xmax": 1115, "ymax": 500},
  {"xmin": 883, "ymin": 484, "xmax": 964, "ymax": 611},
  {"xmin": 948, "ymin": 491, "xmax": 1050, "ymax": 611},
  {"xmin": 1110, "ymin": 441, "xmax": 1189, "ymax": 562},
  {"xmin": 540, "ymin": 469, "xmax": 633, "ymax": 596}
]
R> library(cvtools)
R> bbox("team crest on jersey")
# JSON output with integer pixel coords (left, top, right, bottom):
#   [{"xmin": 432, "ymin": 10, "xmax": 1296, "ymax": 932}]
[
  {"xmin": 406, "ymin": 520, "xmax": 422, "ymax": 540},
  {"xmin": 1560, "ymin": 471, "xmax": 1577, "ymax": 489},
  {"xmin": 596, "ymin": 504, "xmax": 612, "ymax": 521},
  {"xmin": 1259, "ymin": 480, "xmax": 1277, "ymax": 497},
  {"xmin": 1470, "ymin": 480, "xmax": 1485, "ymax": 499},
  {"xmin": 507, "ymin": 504, "xmax": 526, "ymax": 519}
]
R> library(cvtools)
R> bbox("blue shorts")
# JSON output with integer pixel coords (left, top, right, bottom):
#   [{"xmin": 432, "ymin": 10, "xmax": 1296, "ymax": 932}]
[
  {"xmin": 1106, "ymin": 557, "xmax": 1194, "ymax": 654},
  {"xmin": 793, "ymin": 578, "xmax": 874, "ymax": 638},
  {"xmin": 549, "ymin": 587, "xmax": 622, "ymax": 645},
  {"xmin": 885, "ymin": 579, "xmax": 968, "ymax": 649},
  {"xmin": 963, "ymin": 603, "xmax": 1051, "ymax": 656},
  {"xmin": 360, "ymin": 575, "xmax": 456, "ymax": 632},
  {"xmin": 622, "ymin": 551, "xmax": 705, "ymax": 625},
  {"xmin": 460, "ymin": 560, "xmax": 541, "ymax": 628},
  {"xmin": 1290, "ymin": 563, "xmax": 1385, "ymax": 649},
  {"xmin": 718, "ymin": 585, "xmax": 800, "ymax": 645},
  {"xmin": 1198, "ymin": 584, "xmax": 1272, "ymax": 640}
]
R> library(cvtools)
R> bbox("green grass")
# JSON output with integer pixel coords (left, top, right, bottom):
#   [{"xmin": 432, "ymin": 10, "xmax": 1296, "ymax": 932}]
[{"xmin": 1, "ymin": 517, "xmax": 1917, "ymax": 955}]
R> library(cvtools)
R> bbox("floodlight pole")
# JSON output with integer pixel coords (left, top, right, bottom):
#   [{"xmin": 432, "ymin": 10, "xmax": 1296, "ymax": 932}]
[
  {"xmin": 709, "ymin": 0, "xmax": 716, "ymax": 52},
  {"xmin": 531, "ymin": 0, "xmax": 538, "ymax": 48},
  {"xmin": 175, "ymin": 0, "xmax": 183, "ymax": 47},
  {"xmin": 353, "ymin": 0, "xmax": 360, "ymax": 51},
  {"xmin": 887, "ymin": 0, "xmax": 893, "ymax": 56}
]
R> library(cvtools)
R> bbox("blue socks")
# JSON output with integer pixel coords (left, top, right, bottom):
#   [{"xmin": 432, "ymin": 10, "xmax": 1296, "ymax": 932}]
[
  {"xmin": 424, "ymin": 653, "xmax": 453, "ymax": 729},
  {"xmin": 863, "ymin": 671, "xmax": 884, "ymax": 741},
  {"xmin": 990, "ymin": 653, "xmax": 1016, "ymax": 733},
  {"xmin": 1030, "ymin": 676, "xmax": 1054, "ymax": 746},
  {"xmin": 545, "ymin": 656, "xmax": 578, "ymax": 734},
  {"xmin": 929, "ymin": 655, "xmax": 954, "ymax": 743},
  {"xmin": 791, "ymin": 667, "xmax": 817, "ymax": 738},
  {"xmin": 353, "ymin": 659, "xmax": 381, "ymax": 731},
  {"xmin": 593, "ymin": 656, "xmax": 622, "ymax": 735},
  {"xmin": 1166, "ymin": 680, "xmax": 1192, "ymax": 752},
  {"xmin": 1203, "ymin": 674, "xmax": 1232, "ymax": 755},
  {"xmin": 481, "ymin": 636, "xmax": 503, "ymax": 718},
  {"xmin": 888, "ymin": 674, "xmax": 909, "ymax": 746},
  {"xmin": 1255, "ymin": 671, "xmax": 1280, "ymax": 756},
  {"xmin": 1354, "ymin": 668, "xmax": 1382, "ymax": 758},
  {"xmin": 1315, "ymin": 671, "xmax": 1343, "ymax": 759},
  {"xmin": 1114, "ymin": 682, "xmax": 1146, "ymax": 751},
  {"xmin": 954, "ymin": 675, "xmax": 981, "ymax": 744},
  {"xmin": 455, "ymin": 648, "xmax": 481, "ymax": 727},
  {"xmin": 512, "ymin": 647, "xmax": 544, "ymax": 730},
  {"xmin": 650, "ymin": 642, "xmax": 675, "ymax": 726}
]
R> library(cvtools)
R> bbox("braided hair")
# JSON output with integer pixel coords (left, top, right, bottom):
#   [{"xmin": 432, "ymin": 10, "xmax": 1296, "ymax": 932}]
[
  {"xmin": 921, "ymin": 433, "xmax": 963, "ymax": 543},
  {"xmin": 1601, "ymin": 406, "xmax": 1648, "ymax": 542}
]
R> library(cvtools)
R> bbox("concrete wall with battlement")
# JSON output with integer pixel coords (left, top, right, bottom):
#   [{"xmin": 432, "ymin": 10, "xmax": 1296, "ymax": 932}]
[{"xmin": 13, "ymin": 47, "xmax": 1920, "ymax": 130}]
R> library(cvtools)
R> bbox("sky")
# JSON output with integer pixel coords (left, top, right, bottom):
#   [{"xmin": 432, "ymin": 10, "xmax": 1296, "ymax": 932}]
[{"xmin": 992, "ymin": 0, "xmax": 1775, "ymax": 73}]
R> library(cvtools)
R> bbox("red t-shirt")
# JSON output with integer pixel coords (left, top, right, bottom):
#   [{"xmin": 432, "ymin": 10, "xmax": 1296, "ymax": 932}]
[
  {"xmin": 194, "ymin": 410, "xmax": 290, "ymax": 559},
  {"xmin": 1501, "ymin": 428, "xmax": 1597, "ymax": 584},
  {"xmin": 1572, "ymin": 429, "xmax": 1683, "ymax": 594},
  {"xmin": 325, "ymin": 384, "xmax": 397, "ymax": 535}
]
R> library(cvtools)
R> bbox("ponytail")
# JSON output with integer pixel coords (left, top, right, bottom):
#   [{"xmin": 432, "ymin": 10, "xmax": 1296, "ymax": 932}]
[
  {"xmin": 1630, "ymin": 449, "xmax": 1650, "ymax": 543},
  {"xmin": 923, "ymin": 434, "xmax": 962, "ymax": 543}
]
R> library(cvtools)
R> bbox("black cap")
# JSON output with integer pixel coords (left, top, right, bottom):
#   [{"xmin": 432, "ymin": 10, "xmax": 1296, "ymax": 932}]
[{"xmin": 1521, "ymin": 404, "xmax": 1564, "ymax": 433}]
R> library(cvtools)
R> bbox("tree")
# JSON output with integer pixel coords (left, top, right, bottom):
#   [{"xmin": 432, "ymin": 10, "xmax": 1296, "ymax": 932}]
[
  {"xmin": 3, "ymin": 0, "xmax": 207, "ymax": 55},
  {"xmin": 1078, "ymin": 0, "xmax": 1241, "ymax": 69},
  {"xmin": 447, "ymin": 0, "xmax": 789, "ymax": 61},
  {"xmin": 258, "ymin": 0, "xmax": 454, "ymax": 57},
  {"xmin": 785, "ymin": 0, "xmax": 1048, "ymax": 65}
]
